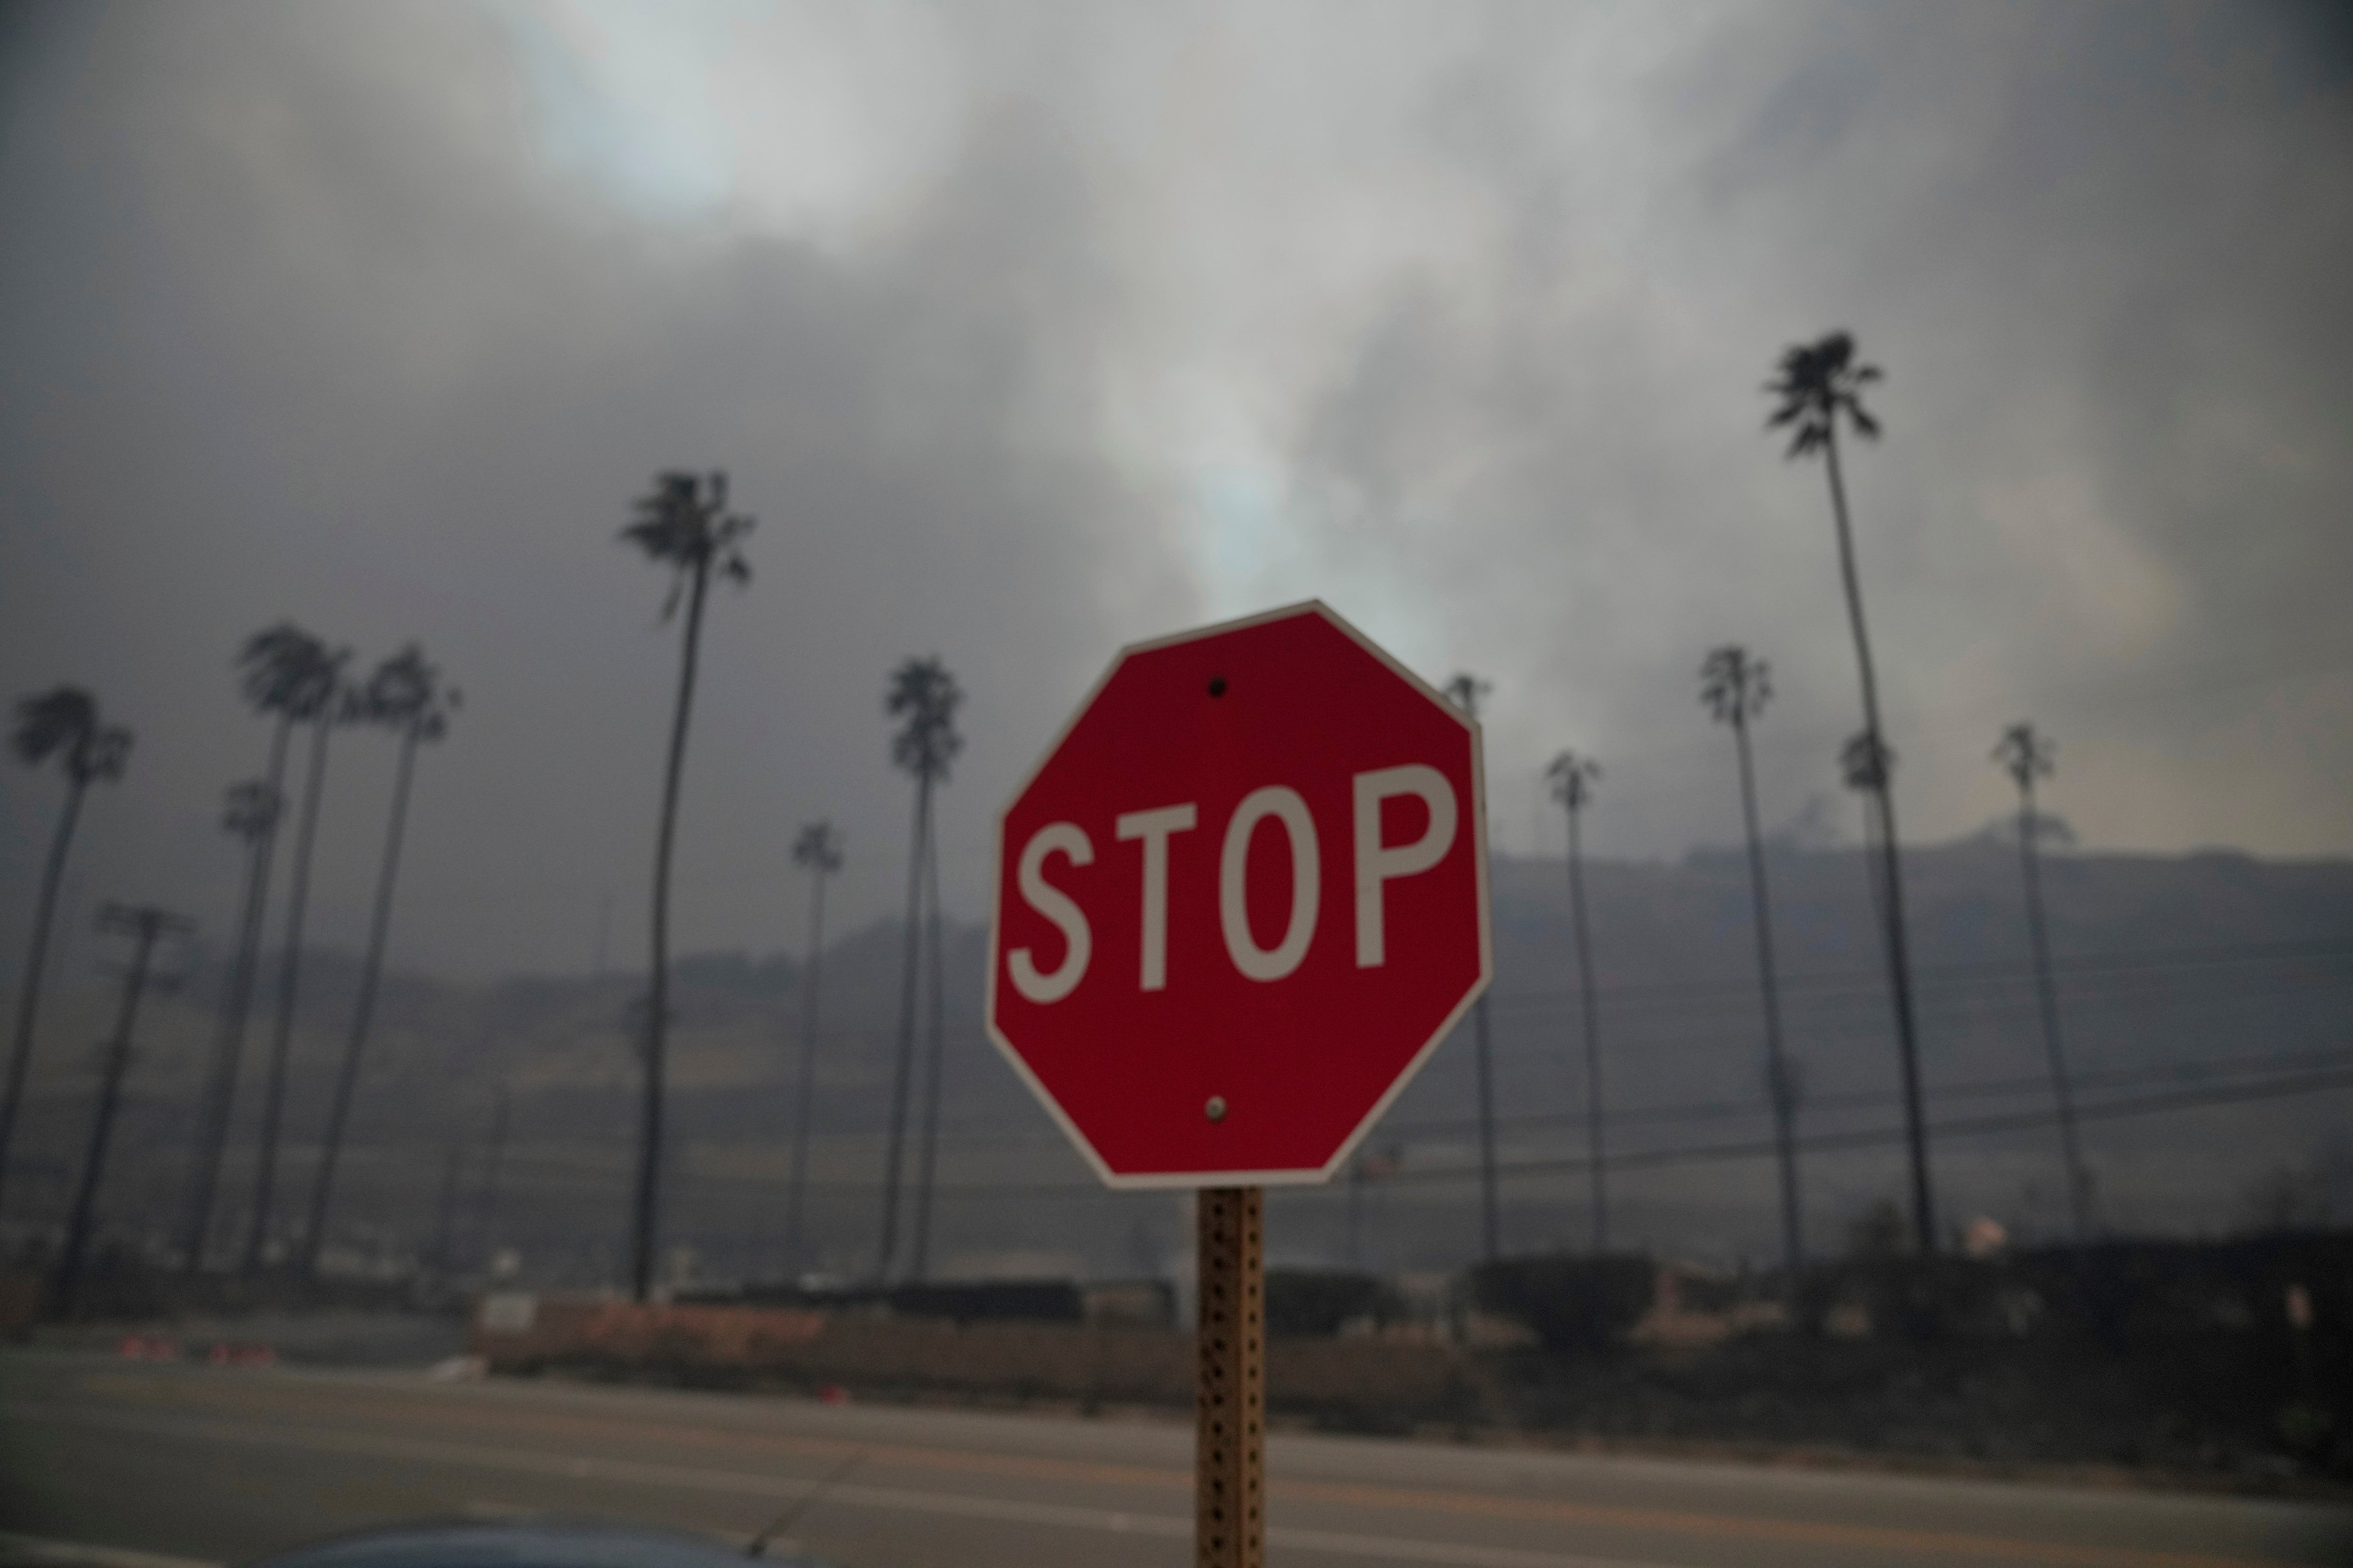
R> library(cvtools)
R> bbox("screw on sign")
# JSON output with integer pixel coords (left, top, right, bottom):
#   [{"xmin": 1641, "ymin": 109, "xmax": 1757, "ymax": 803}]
[{"xmin": 986, "ymin": 601, "xmax": 1491, "ymax": 1568}]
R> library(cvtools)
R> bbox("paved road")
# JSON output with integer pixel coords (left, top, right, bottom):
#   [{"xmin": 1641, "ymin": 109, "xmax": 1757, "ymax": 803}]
[{"xmin": 2, "ymin": 1351, "xmax": 2347, "ymax": 1568}]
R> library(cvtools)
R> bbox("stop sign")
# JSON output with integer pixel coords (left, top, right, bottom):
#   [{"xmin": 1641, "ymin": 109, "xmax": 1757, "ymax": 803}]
[{"xmin": 986, "ymin": 601, "xmax": 1491, "ymax": 1187}]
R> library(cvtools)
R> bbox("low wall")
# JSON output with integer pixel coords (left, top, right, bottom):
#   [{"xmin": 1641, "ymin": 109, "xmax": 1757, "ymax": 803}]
[{"xmin": 470, "ymin": 1294, "xmax": 1484, "ymax": 1428}]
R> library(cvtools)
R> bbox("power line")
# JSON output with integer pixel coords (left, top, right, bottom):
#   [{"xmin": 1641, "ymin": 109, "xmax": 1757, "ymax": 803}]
[
  {"xmin": 1384, "ymin": 1061, "xmax": 2353, "ymax": 1187},
  {"xmin": 465, "ymin": 1052, "xmax": 2353, "ymax": 1203},
  {"xmin": 1480, "ymin": 936, "xmax": 2353, "ymax": 1019},
  {"xmin": 634, "ymin": 946, "xmax": 2345, "ymax": 1059},
  {"xmin": 1378, "ymin": 1041, "xmax": 2353, "ymax": 1143}
]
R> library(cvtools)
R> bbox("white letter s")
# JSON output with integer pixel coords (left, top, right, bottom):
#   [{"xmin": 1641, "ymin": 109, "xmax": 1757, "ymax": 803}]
[{"xmin": 1008, "ymin": 822, "xmax": 1094, "ymax": 1003}]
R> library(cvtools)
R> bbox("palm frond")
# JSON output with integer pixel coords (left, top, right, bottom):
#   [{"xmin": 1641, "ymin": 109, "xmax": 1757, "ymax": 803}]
[
  {"xmin": 354, "ymin": 644, "xmax": 456, "ymax": 740},
  {"xmin": 1993, "ymin": 722, "xmax": 2055, "ymax": 790},
  {"xmin": 238, "ymin": 623, "xmax": 342, "ymax": 720},
  {"xmin": 793, "ymin": 820, "xmax": 845, "ymax": 873},
  {"xmin": 622, "ymin": 472, "xmax": 757, "ymax": 607},
  {"xmin": 1544, "ymin": 749, "xmax": 1600, "ymax": 811},
  {"xmin": 1840, "ymin": 730, "xmax": 1896, "ymax": 792},
  {"xmin": 73, "ymin": 726, "xmax": 133, "ymax": 786},
  {"xmin": 886, "ymin": 656, "xmax": 965, "ymax": 782},
  {"xmin": 11, "ymin": 687, "xmax": 97, "ymax": 768},
  {"xmin": 1765, "ymin": 331, "xmax": 1882, "ymax": 458},
  {"xmin": 222, "ymin": 780, "xmax": 281, "ymax": 841}
]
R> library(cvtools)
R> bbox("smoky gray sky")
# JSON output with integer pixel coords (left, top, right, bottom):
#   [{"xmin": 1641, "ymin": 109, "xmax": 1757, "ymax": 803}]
[{"xmin": 3, "ymin": 0, "xmax": 2349, "ymax": 979}]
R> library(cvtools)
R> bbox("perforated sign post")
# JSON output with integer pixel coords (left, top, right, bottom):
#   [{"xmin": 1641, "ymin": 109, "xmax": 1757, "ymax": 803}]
[{"xmin": 986, "ymin": 600, "xmax": 1491, "ymax": 1568}]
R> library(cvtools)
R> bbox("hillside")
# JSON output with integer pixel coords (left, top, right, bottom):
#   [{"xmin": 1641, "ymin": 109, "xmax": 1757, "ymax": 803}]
[{"xmin": 5, "ymin": 837, "xmax": 2348, "ymax": 1286}]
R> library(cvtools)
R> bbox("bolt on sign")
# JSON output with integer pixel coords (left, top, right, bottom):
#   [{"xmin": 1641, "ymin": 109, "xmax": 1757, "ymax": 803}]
[{"xmin": 986, "ymin": 601, "xmax": 1492, "ymax": 1568}]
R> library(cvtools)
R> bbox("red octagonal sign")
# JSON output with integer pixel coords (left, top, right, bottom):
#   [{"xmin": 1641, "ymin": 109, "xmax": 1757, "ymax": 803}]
[{"xmin": 986, "ymin": 601, "xmax": 1491, "ymax": 1187}]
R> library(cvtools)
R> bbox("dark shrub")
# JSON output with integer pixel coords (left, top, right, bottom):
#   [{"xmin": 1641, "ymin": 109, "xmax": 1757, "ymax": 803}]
[
  {"xmin": 1264, "ymin": 1270, "xmax": 1396, "ymax": 1338},
  {"xmin": 1468, "ymin": 1254, "xmax": 1654, "ymax": 1352},
  {"xmin": 888, "ymin": 1280, "xmax": 1084, "ymax": 1324}
]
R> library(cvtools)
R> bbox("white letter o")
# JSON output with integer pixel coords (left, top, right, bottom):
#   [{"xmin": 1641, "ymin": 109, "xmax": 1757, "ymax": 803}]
[{"xmin": 1219, "ymin": 786, "xmax": 1320, "ymax": 982}]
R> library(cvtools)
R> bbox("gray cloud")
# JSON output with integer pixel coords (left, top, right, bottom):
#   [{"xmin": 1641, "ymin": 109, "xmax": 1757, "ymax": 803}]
[{"xmin": 2, "ymin": 0, "xmax": 2347, "ymax": 983}]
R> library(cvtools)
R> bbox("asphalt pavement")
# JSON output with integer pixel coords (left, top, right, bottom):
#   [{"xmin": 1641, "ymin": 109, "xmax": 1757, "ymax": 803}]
[{"xmin": 2, "ymin": 1350, "xmax": 2347, "ymax": 1568}]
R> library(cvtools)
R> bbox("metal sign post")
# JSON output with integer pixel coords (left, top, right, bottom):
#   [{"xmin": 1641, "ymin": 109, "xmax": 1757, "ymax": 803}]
[{"xmin": 1196, "ymin": 1185, "xmax": 1263, "ymax": 1568}]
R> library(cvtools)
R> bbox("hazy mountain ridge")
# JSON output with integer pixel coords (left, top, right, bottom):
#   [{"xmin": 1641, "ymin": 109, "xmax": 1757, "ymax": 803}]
[{"xmin": 7, "ymin": 840, "xmax": 2347, "ymax": 1278}]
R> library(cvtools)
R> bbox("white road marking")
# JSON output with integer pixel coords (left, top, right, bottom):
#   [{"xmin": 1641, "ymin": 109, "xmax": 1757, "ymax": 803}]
[{"xmin": 5, "ymin": 1403, "xmax": 1673, "ymax": 1568}]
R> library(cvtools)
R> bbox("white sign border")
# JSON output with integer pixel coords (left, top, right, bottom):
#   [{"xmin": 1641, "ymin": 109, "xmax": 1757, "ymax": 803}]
[{"xmin": 982, "ymin": 599, "xmax": 1494, "ymax": 1191}]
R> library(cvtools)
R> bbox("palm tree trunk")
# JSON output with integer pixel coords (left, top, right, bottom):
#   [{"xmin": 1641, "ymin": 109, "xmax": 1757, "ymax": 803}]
[
  {"xmin": 300, "ymin": 722, "xmax": 421, "ymax": 1273},
  {"xmin": 875, "ymin": 776, "xmax": 931, "ymax": 1282},
  {"xmin": 1567, "ymin": 806, "xmax": 1607, "ymax": 1252},
  {"xmin": 0, "ymin": 779, "xmax": 87, "ymax": 1219},
  {"xmin": 183, "ymin": 714, "xmax": 296, "ymax": 1271},
  {"xmin": 50, "ymin": 913, "xmax": 163, "ymax": 1317},
  {"xmin": 634, "ymin": 556, "xmax": 712, "ymax": 1302},
  {"xmin": 1472, "ymin": 996, "xmax": 1498, "ymax": 1261},
  {"xmin": 244, "ymin": 710, "xmax": 336, "ymax": 1273},
  {"xmin": 911, "ymin": 817, "xmax": 948, "ymax": 1280},
  {"xmin": 1823, "ymin": 429, "xmax": 1936, "ymax": 1253},
  {"xmin": 782, "ymin": 864, "xmax": 829, "ymax": 1278},
  {"xmin": 1734, "ymin": 712, "xmax": 1803, "ymax": 1288},
  {"xmin": 2017, "ymin": 782, "xmax": 2089, "ymax": 1241}
]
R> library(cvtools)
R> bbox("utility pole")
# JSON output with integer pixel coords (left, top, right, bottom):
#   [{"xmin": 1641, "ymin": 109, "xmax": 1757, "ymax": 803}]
[
  {"xmin": 52, "ymin": 904, "xmax": 191, "ymax": 1316},
  {"xmin": 1345, "ymin": 1155, "xmax": 1365, "ymax": 1271},
  {"xmin": 1995, "ymin": 722, "xmax": 2090, "ymax": 1241},
  {"xmin": 471, "ymin": 1083, "xmax": 511, "ymax": 1271},
  {"xmin": 1345, "ymin": 1145, "xmax": 1401, "ymax": 1272},
  {"xmin": 1444, "ymin": 674, "xmax": 1499, "ymax": 1263},
  {"xmin": 427, "ymin": 1138, "xmax": 465, "ymax": 1282}
]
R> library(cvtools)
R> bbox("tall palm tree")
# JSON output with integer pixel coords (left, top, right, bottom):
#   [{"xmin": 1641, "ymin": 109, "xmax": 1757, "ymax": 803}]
[
  {"xmin": 782, "ymin": 820, "xmax": 843, "ymax": 1279},
  {"xmin": 301, "ymin": 646, "xmax": 457, "ymax": 1273},
  {"xmin": 911, "ymin": 805, "xmax": 951, "ymax": 1280},
  {"xmin": 1443, "ymin": 674, "xmax": 1499, "ymax": 1262},
  {"xmin": 1993, "ymin": 721, "xmax": 2091, "ymax": 1242},
  {"xmin": 1, "ymin": 688, "xmax": 131, "ymax": 1218},
  {"xmin": 620, "ymin": 470, "xmax": 754, "ymax": 1302},
  {"xmin": 1544, "ymin": 749, "xmax": 1608, "ymax": 1252},
  {"xmin": 1766, "ymin": 331, "xmax": 1937, "ymax": 1252},
  {"xmin": 244, "ymin": 636, "xmax": 352, "ymax": 1273},
  {"xmin": 877, "ymin": 656, "xmax": 960, "ymax": 1282},
  {"xmin": 184, "ymin": 624, "xmax": 335, "ymax": 1267},
  {"xmin": 181, "ymin": 778, "xmax": 280, "ymax": 1270},
  {"xmin": 1700, "ymin": 646, "xmax": 1804, "ymax": 1289}
]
